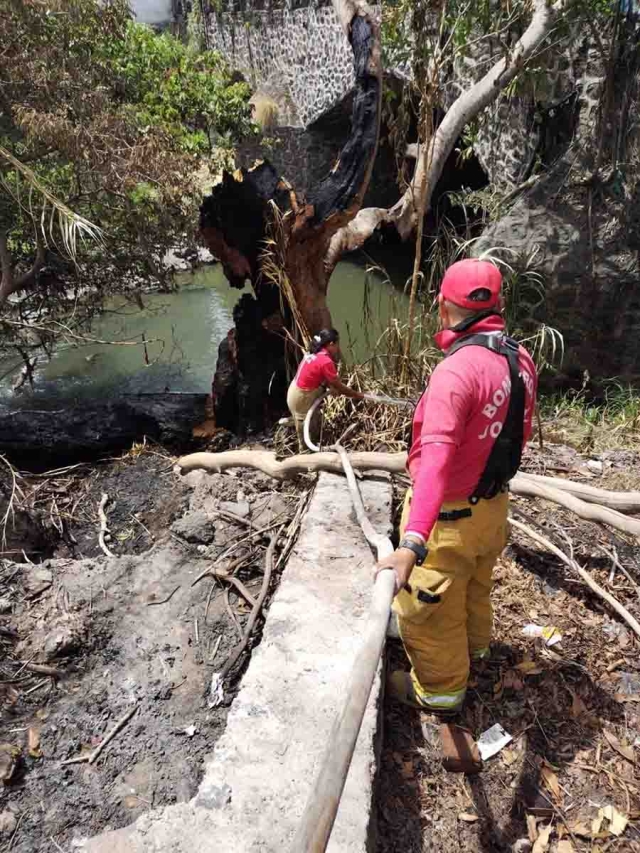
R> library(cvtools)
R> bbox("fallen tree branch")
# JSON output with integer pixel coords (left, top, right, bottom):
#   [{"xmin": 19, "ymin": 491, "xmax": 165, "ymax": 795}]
[
  {"xmin": 178, "ymin": 451, "xmax": 640, "ymax": 528},
  {"xmin": 146, "ymin": 585, "xmax": 180, "ymax": 607},
  {"xmin": 224, "ymin": 587, "xmax": 243, "ymax": 640},
  {"xmin": 509, "ymin": 517, "xmax": 640, "ymax": 639},
  {"xmin": 61, "ymin": 704, "xmax": 139, "ymax": 767},
  {"xmin": 512, "ymin": 477, "xmax": 640, "ymax": 538},
  {"xmin": 97, "ymin": 493, "xmax": 115, "ymax": 558},
  {"xmin": 191, "ymin": 552, "xmax": 252, "ymax": 589},
  {"xmin": 211, "ymin": 569, "xmax": 257, "ymax": 608},
  {"xmin": 600, "ymin": 544, "xmax": 640, "ymax": 601},
  {"xmin": 519, "ymin": 471, "xmax": 640, "ymax": 512},
  {"xmin": 178, "ymin": 449, "xmax": 406, "ymax": 480},
  {"xmin": 24, "ymin": 662, "xmax": 60, "ymax": 678},
  {"xmin": 214, "ymin": 507, "xmax": 252, "ymax": 528},
  {"xmin": 218, "ymin": 527, "xmax": 283, "ymax": 682}
]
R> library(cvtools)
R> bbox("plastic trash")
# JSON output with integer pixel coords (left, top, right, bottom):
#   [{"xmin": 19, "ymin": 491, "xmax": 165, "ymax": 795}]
[
  {"xmin": 521, "ymin": 624, "xmax": 562, "ymax": 646},
  {"xmin": 477, "ymin": 723, "xmax": 512, "ymax": 761}
]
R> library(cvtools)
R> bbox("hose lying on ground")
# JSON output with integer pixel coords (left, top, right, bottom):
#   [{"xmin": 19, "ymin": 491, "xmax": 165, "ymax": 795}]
[{"xmin": 363, "ymin": 392, "xmax": 414, "ymax": 408}]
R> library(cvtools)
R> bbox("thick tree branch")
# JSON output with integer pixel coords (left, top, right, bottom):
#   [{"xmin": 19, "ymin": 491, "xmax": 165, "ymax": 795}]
[
  {"xmin": 329, "ymin": 0, "xmax": 569, "ymax": 256},
  {"xmin": 0, "ymin": 231, "xmax": 45, "ymax": 307},
  {"xmin": 178, "ymin": 450, "xmax": 640, "ymax": 538},
  {"xmin": 0, "ymin": 233, "xmax": 13, "ymax": 305},
  {"xmin": 15, "ymin": 233, "xmax": 45, "ymax": 289}
]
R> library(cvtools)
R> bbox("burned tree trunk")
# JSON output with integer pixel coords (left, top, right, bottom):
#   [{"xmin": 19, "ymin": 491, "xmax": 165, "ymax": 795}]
[{"xmin": 200, "ymin": 1, "xmax": 382, "ymax": 434}]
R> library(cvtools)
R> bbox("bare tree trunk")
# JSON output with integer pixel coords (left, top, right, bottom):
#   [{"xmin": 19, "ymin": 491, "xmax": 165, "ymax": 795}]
[
  {"xmin": 402, "ymin": 101, "xmax": 434, "ymax": 378},
  {"xmin": 0, "ymin": 231, "xmax": 46, "ymax": 307}
]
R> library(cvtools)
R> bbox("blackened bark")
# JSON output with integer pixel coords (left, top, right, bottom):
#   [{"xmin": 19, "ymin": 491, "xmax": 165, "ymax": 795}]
[
  {"xmin": 303, "ymin": 16, "xmax": 381, "ymax": 229},
  {"xmin": 211, "ymin": 293, "xmax": 289, "ymax": 434},
  {"xmin": 199, "ymin": 3, "xmax": 382, "ymax": 434},
  {"xmin": 0, "ymin": 394, "xmax": 208, "ymax": 470},
  {"xmin": 199, "ymin": 163, "xmax": 291, "ymax": 290}
]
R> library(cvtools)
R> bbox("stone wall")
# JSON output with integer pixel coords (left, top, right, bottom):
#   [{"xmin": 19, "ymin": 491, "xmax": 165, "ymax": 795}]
[
  {"xmin": 235, "ymin": 101, "xmax": 400, "ymax": 207},
  {"xmin": 444, "ymin": 24, "xmax": 607, "ymax": 190},
  {"xmin": 473, "ymin": 15, "xmax": 640, "ymax": 381},
  {"xmin": 205, "ymin": 1, "xmax": 609, "ymax": 191},
  {"xmin": 205, "ymin": 0, "xmax": 355, "ymax": 128}
]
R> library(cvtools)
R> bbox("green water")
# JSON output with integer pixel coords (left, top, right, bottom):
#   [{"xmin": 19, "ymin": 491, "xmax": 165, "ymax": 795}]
[{"xmin": 0, "ymin": 256, "xmax": 411, "ymax": 402}]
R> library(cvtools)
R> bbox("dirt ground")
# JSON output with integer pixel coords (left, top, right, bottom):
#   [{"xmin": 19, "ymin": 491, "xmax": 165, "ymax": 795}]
[
  {"xmin": 376, "ymin": 443, "xmax": 640, "ymax": 853},
  {"xmin": 0, "ymin": 449, "xmax": 303, "ymax": 851},
  {"xmin": 2, "ymin": 434, "xmax": 640, "ymax": 852}
]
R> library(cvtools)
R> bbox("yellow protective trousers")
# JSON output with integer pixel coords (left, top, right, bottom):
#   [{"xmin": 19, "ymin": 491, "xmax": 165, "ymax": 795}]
[
  {"xmin": 286, "ymin": 382, "xmax": 323, "ymax": 451},
  {"xmin": 393, "ymin": 489, "xmax": 509, "ymax": 713}
]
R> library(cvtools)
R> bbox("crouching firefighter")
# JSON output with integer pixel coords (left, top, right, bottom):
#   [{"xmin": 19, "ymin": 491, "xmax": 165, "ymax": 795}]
[{"xmin": 377, "ymin": 259, "xmax": 538, "ymax": 720}]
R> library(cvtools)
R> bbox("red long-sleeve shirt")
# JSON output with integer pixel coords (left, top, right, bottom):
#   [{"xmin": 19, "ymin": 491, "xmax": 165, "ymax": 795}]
[{"xmin": 406, "ymin": 317, "xmax": 537, "ymax": 540}]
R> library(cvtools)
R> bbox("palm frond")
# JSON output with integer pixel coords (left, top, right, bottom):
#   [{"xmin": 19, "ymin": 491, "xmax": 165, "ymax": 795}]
[{"xmin": 0, "ymin": 144, "xmax": 104, "ymax": 259}]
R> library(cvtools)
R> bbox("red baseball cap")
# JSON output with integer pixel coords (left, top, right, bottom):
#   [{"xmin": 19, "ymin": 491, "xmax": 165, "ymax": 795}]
[{"xmin": 439, "ymin": 259, "xmax": 502, "ymax": 310}]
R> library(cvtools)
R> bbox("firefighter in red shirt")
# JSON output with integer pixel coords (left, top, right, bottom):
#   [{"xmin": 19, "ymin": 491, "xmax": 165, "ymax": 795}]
[
  {"xmin": 287, "ymin": 328, "xmax": 365, "ymax": 451},
  {"xmin": 377, "ymin": 259, "xmax": 538, "ymax": 718}
]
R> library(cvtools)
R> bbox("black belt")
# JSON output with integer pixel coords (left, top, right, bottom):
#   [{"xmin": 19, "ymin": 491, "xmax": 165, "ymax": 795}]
[{"xmin": 438, "ymin": 508, "xmax": 472, "ymax": 522}]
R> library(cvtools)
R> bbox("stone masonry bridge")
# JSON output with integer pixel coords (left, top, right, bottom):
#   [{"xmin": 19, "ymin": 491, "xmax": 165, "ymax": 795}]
[{"xmin": 203, "ymin": 0, "xmax": 609, "ymax": 194}]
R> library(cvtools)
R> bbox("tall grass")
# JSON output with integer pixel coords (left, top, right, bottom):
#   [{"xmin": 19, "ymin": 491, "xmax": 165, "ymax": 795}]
[{"xmin": 540, "ymin": 379, "xmax": 640, "ymax": 452}]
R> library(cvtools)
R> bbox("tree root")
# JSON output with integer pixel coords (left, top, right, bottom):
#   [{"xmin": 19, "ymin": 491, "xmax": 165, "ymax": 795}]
[
  {"xmin": 97, "ymin": 493, "xmax": 115, "ymax": 558},
  {"xmin": 178, "ymin": 448, "xmax": 405, "ymax": 480},
  {"xmin": 218, "ymin": 528, "xmax": 282, "ymax": 681},
  {"xmin": 512, "ymin": 477, "xmax": 640, "ymax": 538},
  {"xmin": 518, "ymin": 471, "xmax": 640, "ymax": 512}
]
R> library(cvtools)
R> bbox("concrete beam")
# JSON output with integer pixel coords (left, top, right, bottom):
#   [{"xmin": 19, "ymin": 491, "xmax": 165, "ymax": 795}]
[{"xmin": 81, "ymin": 471, "xmax": 392, "ymax": 852}]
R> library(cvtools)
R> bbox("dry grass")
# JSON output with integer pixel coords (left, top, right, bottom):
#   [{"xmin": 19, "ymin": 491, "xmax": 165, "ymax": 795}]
[{"xmin": 251, "ymin": 93, "xmax": 279, "ymax": 132}]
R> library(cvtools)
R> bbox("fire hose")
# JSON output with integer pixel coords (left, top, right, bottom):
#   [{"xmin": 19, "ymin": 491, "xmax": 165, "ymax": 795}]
[
  {"xmin": 290, "ymin": 394, "xmax": 400, "ymax": 852},
  {"xmin": 302, "ymin": 391, "xmax": 412, "ymax": 454}
]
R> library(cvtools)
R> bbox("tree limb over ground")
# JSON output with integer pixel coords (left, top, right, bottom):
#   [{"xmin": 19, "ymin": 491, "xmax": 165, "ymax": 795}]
[{"xmin": 177, "ymin": 449, "xmax": 640, "ymax": 538}]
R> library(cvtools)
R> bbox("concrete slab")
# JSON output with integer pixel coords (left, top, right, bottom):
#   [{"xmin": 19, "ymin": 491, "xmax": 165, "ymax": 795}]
[{"xmin": 80, "ymin": 471, "xmax": 392, "ymax": 853}]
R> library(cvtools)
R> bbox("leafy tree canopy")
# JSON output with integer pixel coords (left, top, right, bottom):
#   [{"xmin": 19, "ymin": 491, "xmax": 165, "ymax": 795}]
[{"xmin": 0, "ymin": 0, "xmax": 256, "ymax": 368}]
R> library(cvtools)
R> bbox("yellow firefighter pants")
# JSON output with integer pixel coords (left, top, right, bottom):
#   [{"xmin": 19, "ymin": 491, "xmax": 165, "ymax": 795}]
[
  {"xmin": 286, "ymin": 382, "xmax": 324, "ymax": 451},
  {"xmin": 393, "ymin": 489, "xmax": 509, "ymax": 712}
]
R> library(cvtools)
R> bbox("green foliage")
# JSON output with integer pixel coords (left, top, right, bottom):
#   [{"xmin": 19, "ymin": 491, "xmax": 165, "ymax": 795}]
[
  {"xmin": 540, "ymin": 380, "xmax": 640, "ymax": 452},
  {"xmin": 104, "ymin": 21, "xmax": 254, "ymax": 153},
  {"xmin": 0, "ymin": 0, "xmax": 256, "ymax": 369},
  {"xmin": 186, "ymin": 2, "xmax": 207, "ymax": 53},
  {"xmin": 381, "ymin": 0, "xmax": 616, "ymax": 168}
]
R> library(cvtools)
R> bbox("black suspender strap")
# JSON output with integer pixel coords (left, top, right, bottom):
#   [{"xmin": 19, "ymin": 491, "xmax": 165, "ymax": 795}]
[{"xmin": 446, "ymin": 333, "xmax": 526, "ymax": 501}]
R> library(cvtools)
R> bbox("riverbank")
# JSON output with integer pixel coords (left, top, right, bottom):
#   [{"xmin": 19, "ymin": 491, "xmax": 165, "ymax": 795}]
[{"xmin": 0, "ymin": 253, "xmax": 413, "ymax": 408}]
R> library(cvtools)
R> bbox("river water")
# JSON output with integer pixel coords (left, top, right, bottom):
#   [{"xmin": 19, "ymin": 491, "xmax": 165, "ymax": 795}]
[{"xmin": 0, "ymin": 255, "xmax": 412, "ymax": 402}]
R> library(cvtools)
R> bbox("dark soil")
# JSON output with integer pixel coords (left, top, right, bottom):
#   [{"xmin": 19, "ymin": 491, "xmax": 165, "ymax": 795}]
[
  {"xmin": 0, "ymin": 450, "xmax": 301, "ymax": 851},
  {"xmin": 376, "ymin": 442, "xmax": 640, "ymax": 853}
]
